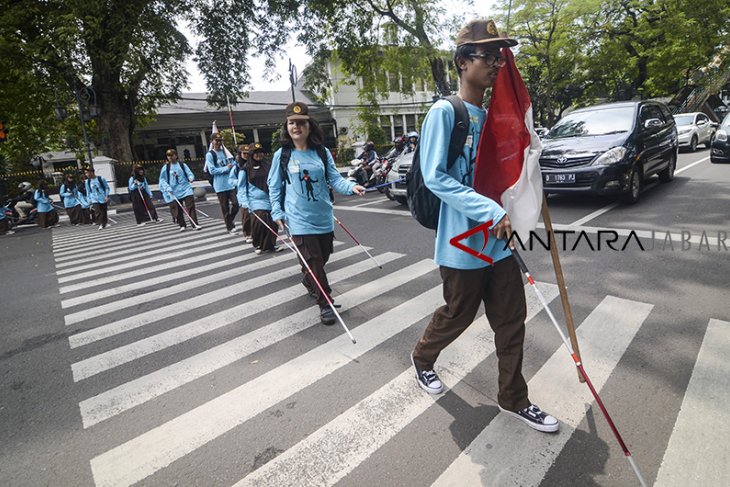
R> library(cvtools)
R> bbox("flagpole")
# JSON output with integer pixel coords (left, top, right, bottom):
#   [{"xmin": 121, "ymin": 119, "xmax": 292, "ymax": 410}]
[
  {"xmin": 225, "ymin": 95, "xmax": 237, "ymax": 146},
  {"xmin": 541, "ymin": 194, "xmax": 584, "ymax": 383}
]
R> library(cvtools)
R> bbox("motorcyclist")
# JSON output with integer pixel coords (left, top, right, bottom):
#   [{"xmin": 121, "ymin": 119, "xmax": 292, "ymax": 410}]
[
  {"xmin": 356, "ymin": 141, "xmax": 378, "ymax": 185},
  {"xmin": 383, "ymin": 136, "xmax": 406, "ymax": 160},
  {"xmin": 13, "ymin": 182, "xmax": 34, "ymax": 222},
  {"xmin": 405, "ymin": 131, "xmax": 419, "ymax": 153}
]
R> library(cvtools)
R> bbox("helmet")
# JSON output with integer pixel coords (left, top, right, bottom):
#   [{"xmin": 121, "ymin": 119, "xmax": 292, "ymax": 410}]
[
  {"xmin": 18, "ymin": 182, "xmax": 32, "ymax": 192},
  {"xmin": 406, "ymin": 131, "xmax": 419, "ymax": 139}
]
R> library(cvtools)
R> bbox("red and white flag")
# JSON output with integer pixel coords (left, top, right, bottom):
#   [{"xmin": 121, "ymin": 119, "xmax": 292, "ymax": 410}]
[{"xmin": 474, "ymin": 48, "xmax": 543, "ymax": 237}]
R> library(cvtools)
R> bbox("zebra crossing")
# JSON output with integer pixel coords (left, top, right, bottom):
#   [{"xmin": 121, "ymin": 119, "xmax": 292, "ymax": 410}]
[{"xmin": 51, "ymin": 213, "xmax": 728, "ymax": 486}]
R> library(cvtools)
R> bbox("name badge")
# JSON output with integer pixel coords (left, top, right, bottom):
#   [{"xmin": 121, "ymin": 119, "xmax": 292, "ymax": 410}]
[
  {"xmin": 465, "ymin": 135, "xmax": 473, "ymax": 148},
  {"xmin": 289, "ymin": 160, "xmax": 300, "ymax": 174}
]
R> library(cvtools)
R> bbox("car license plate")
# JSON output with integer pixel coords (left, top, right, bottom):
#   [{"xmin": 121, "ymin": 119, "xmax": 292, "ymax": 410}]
[{"xmin": 545, "ymin": 173, "xmax": 576, "ymax": 184}]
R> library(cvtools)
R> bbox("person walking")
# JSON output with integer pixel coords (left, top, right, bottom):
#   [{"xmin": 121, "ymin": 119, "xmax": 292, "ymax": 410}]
[
  {"xmin": 159, "ymin": 148, "xmax": 199, "ymax": 231},
  {"xmin": 59, "ymin": 174, "xmax": 84, "ymax": 225},
  {"xmin": 129, "ymin": 164, "xmax": 161, "ymax": 225},
  {"xmin": 77, "ymin": 173, "xmax": 93, "ymax": 225},
  {"xmin": 268, "ymin": 102, "xmax": 366, "ymax": 325},
  {"xmin": 34, "ymin": 179, "xmax": 59, "ymax": 228},
  {"xmin": 230, "ymin": 143, "xmax": 253, "ymax": 243},
  {"xmin": 409, "ymin": 19, "xmax": 559, "ymax": 434},
  {"xmin": 206, "ymin": 133, "xmax": 239, "ymax": 234},
  {"xmin": 84, "ymin": 166, "xmax": 110, "ymax": 230},
  {"xmin": 245, "ymin": 142, "xmax": 278, "ymax": 254}
]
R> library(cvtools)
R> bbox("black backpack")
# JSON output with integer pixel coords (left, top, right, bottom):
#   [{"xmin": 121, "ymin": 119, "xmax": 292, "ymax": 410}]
[
  {"xmin": 278, "ymin": 145, "xmax": 334, "ymax": 207},
  {"xmin": 405, "ymin": 95, "xmax": 469, "ymax": 230}
]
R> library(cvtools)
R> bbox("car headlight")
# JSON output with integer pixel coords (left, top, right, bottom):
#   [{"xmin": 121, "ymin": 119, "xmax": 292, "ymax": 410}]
[
  {"xmin": 715, "ymin": 130, "xmax": 728, "ymax": 142},
  {"xmin": 591, "ymin": 146, "xmax": 627, "ymax": 166}
]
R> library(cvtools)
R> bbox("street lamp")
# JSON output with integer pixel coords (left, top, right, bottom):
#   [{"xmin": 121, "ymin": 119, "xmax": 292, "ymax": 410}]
[{"xmin": 72, "ymin": 80, "xmax": 98, "ymax": 170}]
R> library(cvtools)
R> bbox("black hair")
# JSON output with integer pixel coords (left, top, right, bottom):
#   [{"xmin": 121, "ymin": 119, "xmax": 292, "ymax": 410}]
[
  {"xmin": 279, "ymin": 117, "xmax": 324, "ymax": 149},
  {"xmin": 453, "ymin": 44, "xmax": 478, "ymax": 78}
]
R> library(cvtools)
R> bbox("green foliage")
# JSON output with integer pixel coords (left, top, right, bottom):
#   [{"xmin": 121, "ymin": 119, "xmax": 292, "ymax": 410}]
[
  {"xmin": 270, "ymin": 126, "xmax": 283, "ymax": 153},
  {"xmin": 353, "ymin": 108, "xmax": 388, "ymax": 145}
]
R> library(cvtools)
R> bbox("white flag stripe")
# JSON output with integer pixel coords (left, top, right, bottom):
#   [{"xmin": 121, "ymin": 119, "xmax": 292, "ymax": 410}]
[
  {"xmin": 79, "ymin": 259, "xmax": 436, "ymax": 428},
  {"xmin": 70, "ymin": 250, "xmax": 401, "ymax": 379},
  {"xmin": 432, "ymin": 295, "xmax": 653, "ymax": 487},
  {"xmin": 64, "ymin": 243, "xmax": 361, "ymax": 324},
  {"xmin": 56, "ymin": 232, "xmax": 233, "ymax": 276},
  {"xmin": 232, "ymin": 283, "xmax": 558, "ymax": 487},
  {"xmin": 52, "ymin": 223, "xmax": 177, "ymax": 249},
  {"xmin": 54, "ymin": 227, "xmax": 228, "ymax": 263},
  {"xmin": 654, "ymin": 319, "xmax": 729, "ymax": 486},
  {"xmin": 61, "ymin": 242, "xmax": 344, "ymax": 309},
  {"xmin": 89, "ymin": 285, "xmax": 444, "ymax": 487},
  {"xmin": 57, "ymin": 237, "xmax": 238, "ymax": 284}
]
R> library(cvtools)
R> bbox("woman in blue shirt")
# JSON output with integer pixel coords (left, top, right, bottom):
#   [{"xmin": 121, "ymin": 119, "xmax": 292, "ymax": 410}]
[
  {"xmin": 245, "ymin": 143, "xmax": 278, "ymax": 254},
  {"xmin": 34, "ymin": 179, "xmax": 59, "ymax": 228},
  {"xmin": 268, "ymin": 102, "xmax": 366, "ymax": 325},
  {"xmin": 59, "ymin": 173, "xmax": 83, "ymax": 225},
  {"xmin": 84, "ymin": 166, "xmax": 110, "ymax": 230},
  {"xmin": 129, "ymin": 165, "xmax": 161, "ymax": 225}
]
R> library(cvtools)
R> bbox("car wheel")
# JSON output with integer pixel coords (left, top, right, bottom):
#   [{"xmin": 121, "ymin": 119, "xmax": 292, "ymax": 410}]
[
  {"xmin": 385, "ymin": 188, "xmax": 395, "ymax": 200},
  {"xmin": 689, "ymin": 135, "xmax": 698, "ymax": 152},
  {"xmin": 708, "ymin": 131, "xmax": 715, "ymax": 147},
  {"xmin": 659, "ymin": 151, "xmax": 676, "ymax": 183},
  {"xmin": 621, "ymin": 167, "xmax": 642, "ymax": 204},
  {"xmin": 394, "ymin": 195, "xmax": 408, "ymax": 206}
]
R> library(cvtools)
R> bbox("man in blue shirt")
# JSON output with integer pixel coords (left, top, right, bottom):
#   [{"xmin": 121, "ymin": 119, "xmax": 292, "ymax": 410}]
[
  {"xmin": 410, "ymin": 19, "xmax": 559, "ymax": 433},
  {"xmin": 205, "ymin": 133, "xmax": 239, "ymax": 234},
  {"xmin": 84, "ymin": 166, "xmax": 110, "ymax": 230}
]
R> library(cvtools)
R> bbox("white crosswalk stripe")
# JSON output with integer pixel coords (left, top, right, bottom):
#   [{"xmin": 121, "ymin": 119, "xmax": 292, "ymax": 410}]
[{"xmin": 47, "ymin": 219, "xmax": 720, "ymax": 487}]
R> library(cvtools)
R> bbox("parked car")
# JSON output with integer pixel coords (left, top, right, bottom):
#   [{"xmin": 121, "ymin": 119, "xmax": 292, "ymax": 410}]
[
  {"xmin": 673, "ymin": 112, "xmax": 717, "ymax": 151},
  {"xmin": 540, "ymin": 100, "xmax": 678, "ymax": 204},
  {"xmin": 535, "ymin": 127, "xmax": 550, "ymax": 138},
  {"xmin": 710, "ymin": 112, "xmax": 730, "ymax": 164}
]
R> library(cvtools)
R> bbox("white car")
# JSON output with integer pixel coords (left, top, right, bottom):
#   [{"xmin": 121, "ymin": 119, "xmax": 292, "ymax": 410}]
[
  {"xmin": 385, "ymin": 150, "xmax": 414, "ymax": 205},
  {"xmin": 673, "ymin": 112, "xmax": 717, "ymax": 151}
]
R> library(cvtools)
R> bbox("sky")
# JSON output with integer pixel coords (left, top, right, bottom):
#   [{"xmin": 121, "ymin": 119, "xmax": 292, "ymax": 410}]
[{"xmin": 182, "ymin": 1, "xmax": 499, "ymax": 93}]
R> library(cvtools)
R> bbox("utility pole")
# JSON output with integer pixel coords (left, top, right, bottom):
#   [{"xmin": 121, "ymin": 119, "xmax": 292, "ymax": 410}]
[
  {"xmin": 73, "ymin": 80, "xmax": 97, "ymax": 169},
  {"xmin": 288, "ymin": 59, "xmax": 297, "ymax": 103}
]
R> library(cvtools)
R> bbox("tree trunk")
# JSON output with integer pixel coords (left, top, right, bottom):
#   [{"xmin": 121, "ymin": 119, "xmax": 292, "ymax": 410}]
[
  {"xmin": 429, "ymin": 57, "xmax": 451, "ymax": 97},
  {"xmin": 94, "ymin": 82, "xmax": 135, "ymax": 163}
]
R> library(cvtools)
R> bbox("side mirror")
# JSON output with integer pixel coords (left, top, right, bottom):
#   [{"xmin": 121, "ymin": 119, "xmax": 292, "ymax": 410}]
[
  {"xmin": 644, "ymin": 118, "xmax": 662, "ymax": 129},
  {"xmin": 697, "ymin": 120, "xmax": 707, "ymax": 126}
]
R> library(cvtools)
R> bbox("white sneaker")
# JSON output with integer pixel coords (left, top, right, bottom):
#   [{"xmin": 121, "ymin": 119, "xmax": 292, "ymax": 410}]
[
  {"xmin": 137, "ymin": 222, "xmax": 146, "ymax": 226},
  {"xmin": 98, "ymin": 225, "xmax": 104, "ymax": 230},
  {"xmin": 499, "ymin": 404, "xmax": 559, "ymax": 433},
  {"xmin": 229, "ymin": 229, "xmax": 239, "ymax": 235},
  {"xmin": 155, "ymin": 218, "xmax": 164, "ymax": 223},
  {"xmin": 4, "ymin": 230, "xmax": 15, "ymax": 235},
  {"xmin": 254, "ymin": 248, "xmax": 262, "ymax": 254},
  {"xmin": 179, "ymin": 226, "xmax": 186, "ymax": 232},
  {"xmin": 245, "ymin": 236, "xmax": 253, "ymax": 243}
]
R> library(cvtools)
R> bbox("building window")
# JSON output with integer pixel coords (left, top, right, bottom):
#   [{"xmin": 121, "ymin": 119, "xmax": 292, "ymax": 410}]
[
  {"xmin": 406, "ymin": 114, "xmax": 418, "ymax": 132},
  {"xmin": 388, "ymin": 72, "xmax": 400, "ymax": 92}
]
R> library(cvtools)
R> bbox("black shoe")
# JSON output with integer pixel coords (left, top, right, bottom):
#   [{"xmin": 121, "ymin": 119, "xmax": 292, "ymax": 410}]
[
  {"xmin": 302, "ymin": 277, "xmax": 317, "ymax": 298},
  {"xmin": 320, "ymin": 307, "xmax": 336, "ymax": 325},
  {"xmin": 410, "ymin": 353, "xmax": 444, "ymax": 394},
  {"xmin": 498, "ymin": 404, "xmax": 559, "ymax": 433}
]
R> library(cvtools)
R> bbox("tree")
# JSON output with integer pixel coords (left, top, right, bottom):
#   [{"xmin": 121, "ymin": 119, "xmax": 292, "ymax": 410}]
[{"xmin": 0, "ymin": 0, "xmax": 294, "ymax": 167}]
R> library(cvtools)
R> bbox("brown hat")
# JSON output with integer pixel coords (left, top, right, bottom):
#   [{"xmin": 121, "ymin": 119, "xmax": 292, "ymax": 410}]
[
  {"xmin": 212, "ymin": 132, "xmax": 223, "ymax": 141},
  {"xmin": 455, "ymin": 19, "xmax": 517, "ymax": 48},
  {"xmin": 286, "ymin": 101, "xmax": 310, "ymax": 121},
  {"xmin": 249, "ymin": 142, "xmax": 263, "ymax": 152},
  {"xmin": 166, "ymin": 148, "xmax": 177, "ymax": 156}
]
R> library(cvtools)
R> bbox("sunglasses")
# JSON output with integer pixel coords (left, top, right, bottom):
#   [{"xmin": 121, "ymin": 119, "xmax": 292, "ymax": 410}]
[{"xmin": 469, "ymin": 53, "xmax": 506, "ymax": 67}]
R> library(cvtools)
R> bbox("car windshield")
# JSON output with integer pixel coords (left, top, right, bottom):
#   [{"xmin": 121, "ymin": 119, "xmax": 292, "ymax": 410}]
[
  {"xmin": 546, "ymin": 106, "xmax": 635, "ymax": 138},
  {"xmin": 673, "ymin": 114, "xmax": 695, "ymax": 126}
]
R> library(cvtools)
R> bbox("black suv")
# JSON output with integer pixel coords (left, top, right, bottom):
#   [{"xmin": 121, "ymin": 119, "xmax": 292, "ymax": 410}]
[{"xmin": 540, "ymin": 101, "xmax": 678, "ymax": 203}]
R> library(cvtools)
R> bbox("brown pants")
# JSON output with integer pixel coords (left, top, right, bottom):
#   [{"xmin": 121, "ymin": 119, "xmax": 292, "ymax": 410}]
[
  {"xmin": 250, "ymin": 210, "xmax": 277, "ymax": 251},
  {"xmin": 412, "ymin": 256, "xmax": 530, "ymax": 412},
  {"xmin": 91, "ymin": 203, "xmax": 108, "ymax": 227},
  {"xmin": 217, "ymin": 190, "xmax": 239, "ymax": 231},
  {"xmin": 66, "ymin": 205, "xmax": 83, "ymax": 225},
  {"xmin": 169, "ymin": 196, "xmax": 197, "ymax": 227},
  {"xmin": 240, "ymin": 208, "xmax": 251, "ymax": 237},
  {"xmin": 131, "ymin": 190, "xmax": 158, "ymax": 224},
  {"xmin": 81, "ymin": 207, "xmax": 92, "ymax": 224},
  {"xmin": 293, "ymin": 232, "xmax": 334, "ymax": 308},
  {"xmin": 38, "ymin": 210, "xmax": 59, "ymax": 228}
]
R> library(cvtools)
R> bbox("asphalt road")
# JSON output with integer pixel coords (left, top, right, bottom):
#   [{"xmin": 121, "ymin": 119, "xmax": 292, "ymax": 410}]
[{"xmin": 0, "ymin": 146, "xmax": 727, "ymax": 487}]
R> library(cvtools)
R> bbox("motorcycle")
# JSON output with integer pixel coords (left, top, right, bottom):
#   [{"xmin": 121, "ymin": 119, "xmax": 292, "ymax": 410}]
[
  {"xmin": 3, "ymin": 200, "xmax": 39, "ymax": 226},
  {"xmin": 346, "ymin": 158, "xmax": 372, "ymax": 187},
  {"xmin": 370, "ymin": 157, "xmax": 395, "ymax": 193}
]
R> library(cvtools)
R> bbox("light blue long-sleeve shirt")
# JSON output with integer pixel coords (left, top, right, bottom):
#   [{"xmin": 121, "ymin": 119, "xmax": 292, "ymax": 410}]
[
  {"xmin": 85, "ymin": 176, "xmax": 110, "ymax": 205},
  {"xmin": 244, "ymin": 179, "xmax": 272, "ymax": 212},
  {"xmin": 33, "ymin": 189, "xmax": 53, "ymax": 213},
  {"xmin": 158, "ymin": 162, "xmax": 194, "ymax": 203},
  {"xmin": 59, "ymin": 183, "xmax": 82, "ymax": 208},
  {"xmin": 268, "ymin": 147, "xmax": 355, "ymax": 235},
  {"xmin": 420, "ymin": 98, "xmax": 511, "ymax": 269},
  {"xmin": 205, "ymin": 150, "xmax": 235, "ymax": 193},
  {"xmin": 128, "ymin": 176, "xmax": 153, "ymax": 197},
  {"xmin": 230, "ymin": 165, "xmax": 248, "ymax": 208}
]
